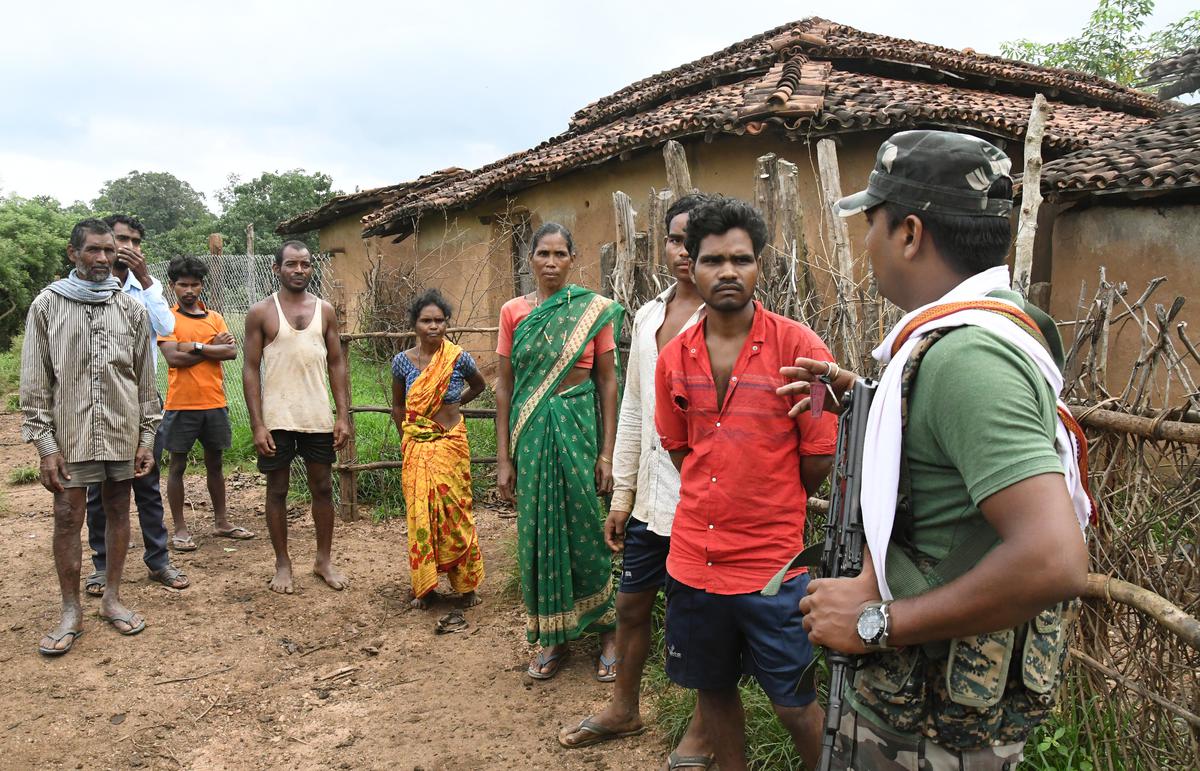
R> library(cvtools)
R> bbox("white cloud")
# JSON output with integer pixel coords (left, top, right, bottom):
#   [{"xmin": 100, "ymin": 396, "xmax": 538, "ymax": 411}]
[{"xmin": 3, "ymin": 0, "xmax": 1195, "ymax": 204}]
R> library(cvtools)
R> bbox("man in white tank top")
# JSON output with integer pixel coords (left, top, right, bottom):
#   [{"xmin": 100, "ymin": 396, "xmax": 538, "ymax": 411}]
[{"xmin": 242, "ymin": 241, "xmax": 351, "ymax": 595}]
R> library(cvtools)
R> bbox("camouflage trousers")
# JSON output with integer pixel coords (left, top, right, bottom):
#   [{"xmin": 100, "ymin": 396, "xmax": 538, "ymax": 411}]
[{"xmin": 831, "ymin": 710, "xmax": 1025, "ymax": 771}]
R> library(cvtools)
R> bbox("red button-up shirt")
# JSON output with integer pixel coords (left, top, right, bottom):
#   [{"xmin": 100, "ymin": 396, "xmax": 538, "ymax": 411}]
[{"xmin": 655, "ymin": 302, "xmax": 838, "ymax": 595}]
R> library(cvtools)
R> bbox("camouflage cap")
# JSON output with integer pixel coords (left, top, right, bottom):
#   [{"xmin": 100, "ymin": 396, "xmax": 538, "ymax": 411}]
[{"xmin": 834, "ymin": 130, "xmax": 1013, "ymax": 218}]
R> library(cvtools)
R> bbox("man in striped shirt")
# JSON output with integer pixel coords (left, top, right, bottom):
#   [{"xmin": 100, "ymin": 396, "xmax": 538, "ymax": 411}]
[{"xmin": 20, "ymin": 219, "xmax": 161, "ymax": 655}]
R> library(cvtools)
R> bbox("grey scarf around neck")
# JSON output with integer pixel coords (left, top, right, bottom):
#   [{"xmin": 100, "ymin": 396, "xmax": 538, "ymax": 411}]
[{"xmin": 47, "ymin": 270, "xmax": 122, "ymax": 304}]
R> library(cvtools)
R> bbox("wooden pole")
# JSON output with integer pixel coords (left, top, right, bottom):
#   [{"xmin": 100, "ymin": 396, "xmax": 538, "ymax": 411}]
[
  {"xmin": 775, "ymin": 158, "xmax": 809, "ymax": 320},
  {"xmin": 245, "ymin": 222, "xmax": 255, "ymax": 257},
  {"xmin": 1013, "ymin": 93, "xmax": 1050, "ymax": 296},
  {"xmin": 754, "ymin": 154, "xmax": 779, "ymax": 253},
  {"xmin": 599, "ymin": 243, "xmax": 616, "ymax": 298},
  {"xmin": 816, "ymin": 138, "xmax": 860, "ymax": 365},
  {"xmin": 663, "ymin": 140, "xmax": 693, "ymax": 195},
  {"xmin": 612, "ymin": 191, "xmax": 637, "ymax": 308},
  {"xmin": 337, "ymin": 339, "xmax": 357, "ymax": 521}
]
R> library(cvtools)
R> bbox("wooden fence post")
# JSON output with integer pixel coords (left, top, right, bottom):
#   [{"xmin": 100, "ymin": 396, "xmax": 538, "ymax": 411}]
[
  {"xmin": 774, "ymin": 158, "xmax": 811, "ymax": 320},
  {"xmin": 245, "ymin": 222, "xmax": 255, "ymax": 257},
  {"xmin": 338, "ymin": 338, "xmax": 358, "ymax": 521},
  {"xmin": 663, "ymin": 140, "xmax": 694, "ymax": 195},
  {"xmin": 754, "ymin": 154, "xmax": 780, "ymax": 253},
  {"xmin": 612, "ymin": 192, "xmax": 637, "ymax": 308},
  {"xmin": 816, "ymin": 138, "xmax": 861, "ymax": 365},
  {"xmin": 1013, "ymin": 93, "xmax": 1050, "ymax": 296}
]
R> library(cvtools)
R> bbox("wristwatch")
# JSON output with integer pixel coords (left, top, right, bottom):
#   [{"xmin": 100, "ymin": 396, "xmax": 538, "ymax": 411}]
[
  {"xmin": 856, "ymin": 601, "xmax": 893, "ymax": 651},
  {"xmin": 193, "ymin": 342, "xmax": 206, "ymax": 353}
]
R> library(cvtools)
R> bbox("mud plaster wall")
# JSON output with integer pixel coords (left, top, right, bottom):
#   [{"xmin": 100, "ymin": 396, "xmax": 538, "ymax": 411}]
[
  {"xmin": 319, "ymin": 128, "xmax": 1033, "ymax": 375},
  {"xmin": 1048, "ymin": 202, "xmax": 1199, "ymax": 406}
]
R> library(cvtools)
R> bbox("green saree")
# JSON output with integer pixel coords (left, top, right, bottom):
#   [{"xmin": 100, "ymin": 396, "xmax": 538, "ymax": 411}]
[{"xmin": 510, "ymin": 284, "xmax": 624, "ymax": 646}]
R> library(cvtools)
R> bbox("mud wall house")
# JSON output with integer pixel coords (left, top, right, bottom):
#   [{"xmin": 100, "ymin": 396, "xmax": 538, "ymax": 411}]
[
  {"xmin": 280, "ymin": 17, "xmax": 1164, "ymax": 374},
  {"xmin": 1039, "ymin": 105, "xmax": 1200, "ymax": 408}
]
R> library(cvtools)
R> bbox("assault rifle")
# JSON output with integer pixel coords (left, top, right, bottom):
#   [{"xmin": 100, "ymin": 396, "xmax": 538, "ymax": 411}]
[{"xmin": 761, "ymin": 376, "xmax": 877, "ymax": 771}]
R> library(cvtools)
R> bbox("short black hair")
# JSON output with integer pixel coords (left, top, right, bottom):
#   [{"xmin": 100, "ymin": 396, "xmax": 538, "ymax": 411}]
[
  {"xmin": 408, "ymin": 288, "xmax": 453, "ymax": 327},
  {"xmin": 275, "ymin": 239, "xmax": 310, "ymax": 266},
  {"xmin": 69, "ymin": 218, "xmax": 113, "ymax": 251},
  {"xmin": 167, "ymin": 255, "xmax": 209, "ymax": 283},
  {"xmin": 664, "ymin": 193, "xmax": 710, "ymax": 230},
  {"xmin": 103, "ymin": 213, "xmax": 146, "ymax": 239},
  {"xmin": 879, "ymin": 176, "xmax": 1013, "ymax": 275},
  {"xmin": 683, "ymin": 196, "xmax": 769, "ymax": 261},
  {"xmin": 529, "ymin": 222, "xmax": 574, "ymax": 256}
]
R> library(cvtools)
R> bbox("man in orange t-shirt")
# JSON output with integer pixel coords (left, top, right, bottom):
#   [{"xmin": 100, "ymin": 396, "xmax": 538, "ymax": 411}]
[{"xmin": 158, "ymin": 256, "xmax": 255, "ymax": 549}]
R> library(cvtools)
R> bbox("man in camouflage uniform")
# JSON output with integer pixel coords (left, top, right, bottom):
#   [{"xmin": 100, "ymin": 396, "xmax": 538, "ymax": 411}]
[{"xmin": 778, "ymin": 130, "xmax": 1091, "ymax": 770}]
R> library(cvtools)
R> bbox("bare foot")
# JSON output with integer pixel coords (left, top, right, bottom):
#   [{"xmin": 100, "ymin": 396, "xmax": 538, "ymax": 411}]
[
  {"xmin": 410, "ymin": 591, "xmax": 436, "ymax": 610},
  {"xmin": 313, "ymin": 560, "xmax": 348, "ymax": 591},
  {"xmin": 269, "ymin": 563, "xmax": 294, "ymax": 594},
  {"xmin": 461, "ymin": 591, "xmax": 483, "ymax": 607}
]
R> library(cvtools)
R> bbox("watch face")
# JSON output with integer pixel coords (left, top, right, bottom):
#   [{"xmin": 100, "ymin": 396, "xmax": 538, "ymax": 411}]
[{"xmin": 857, "ymin": 607, "xmax": 884, "ymax": 641}]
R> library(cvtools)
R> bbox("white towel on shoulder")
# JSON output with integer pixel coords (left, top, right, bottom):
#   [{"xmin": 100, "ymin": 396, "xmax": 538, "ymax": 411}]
[{"xmin": 861, "ymin": 266, "xmax": 1090, "ymax": 600}]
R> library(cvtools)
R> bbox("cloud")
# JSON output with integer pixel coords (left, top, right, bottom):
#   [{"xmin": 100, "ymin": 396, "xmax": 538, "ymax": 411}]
[{"xmin": 3, "ymin": 0, "xmax": 1194, "ymax": 204}]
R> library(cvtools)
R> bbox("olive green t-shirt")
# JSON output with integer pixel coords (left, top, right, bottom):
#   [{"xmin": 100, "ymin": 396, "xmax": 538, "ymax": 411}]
[{"xmin": 900, "ymin": 325, "xmax": 1066, "ymax": 564}]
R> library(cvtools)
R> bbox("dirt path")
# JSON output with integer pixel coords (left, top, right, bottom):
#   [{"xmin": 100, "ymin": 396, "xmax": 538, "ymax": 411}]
[{"xmin": 0, "ymin": 412, "xmax": 668, "ymax": 770}]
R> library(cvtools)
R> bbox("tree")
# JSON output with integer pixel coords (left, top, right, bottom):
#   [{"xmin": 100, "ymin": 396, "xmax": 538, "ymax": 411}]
[
  {"xmin": 216, "ymin": 170, "xmax": 342, "ymax": 256},
  {"xmin": 1001, "ymin": 0, "xmax": 1200, "ymax": 90},
  {"xmin": 0, "ymin": 195, "xmax": 76, "ymax": 349},
  {"xmin": 92, "ymin": 170, "xmax": 212, "ymax": 234}
]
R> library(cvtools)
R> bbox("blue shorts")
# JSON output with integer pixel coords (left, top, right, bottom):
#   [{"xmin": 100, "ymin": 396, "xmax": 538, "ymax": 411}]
[
  {"xmin": 618, "ymin": 517, "xmax": 671, "ymax": 594},
  {"xmin": 664, "ymin": 573, "xmax": 816, "ymax": 707}
]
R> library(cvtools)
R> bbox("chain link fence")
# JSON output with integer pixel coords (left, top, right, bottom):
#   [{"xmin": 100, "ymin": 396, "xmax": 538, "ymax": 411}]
[{"xmin": 147, "ymin": 253, "xmax": 332, "ymax": 456}]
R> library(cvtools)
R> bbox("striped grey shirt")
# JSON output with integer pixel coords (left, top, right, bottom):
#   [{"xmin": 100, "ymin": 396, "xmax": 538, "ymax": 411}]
[{"xmin": 20, "ymin": 288, "xmax": 161, "ymax": 462}]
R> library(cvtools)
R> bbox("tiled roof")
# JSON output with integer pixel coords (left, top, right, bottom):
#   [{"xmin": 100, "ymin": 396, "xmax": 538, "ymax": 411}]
[
  {"xmin": 1040, "ymin": 105, "xmax": 1200, "ymax": 197},
  {"xmin": 361, "ymin": 17, "xmax": 1168, "ymax": 238},
  {"xmin": 276, "ymin": 167, "xmax": 467, "ymax": 234},
  {"xmin": 1139, "ymin": 47, "xmax": 1200, "ymax": 100}
]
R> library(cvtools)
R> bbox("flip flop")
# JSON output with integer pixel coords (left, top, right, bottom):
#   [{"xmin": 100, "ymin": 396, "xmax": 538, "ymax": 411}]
[
  {"xmin": 84, "ymin": 571, "xmax": 106, "ymax": 597},
  {"xmin": 558, "ymin": 716, "xmax": 647, "ymax": 749},
  {"xmin": 527, "ymin": 647, "xmax": 569, "ymax": 680},
  {"xmin": 99, "ymin": 611, "xmax": 146, "ymax": 636},
  {"xmin": 172, "ymin": 535, "xmax": 197, "ymax": 552},
  {"xmin": 595, "ymin": 651, "xmax": 618, "ymax": 682},
  {"xmin": 435, "ymin": 609, "xmax": 469, "ymax": 634},
  {"xmin": 38, "ymin": 629, "xmax": 83, "ymax": 656},
  {"xmin": 149, "ymin": 565, "xmax": 190, "ymax": 590},
  {"xmin": 668, "ymin": 752, "xmax": 717, "ymax": 769},
  {"xmin": 214, "ymin": 526, "xmax": 255, "ymax": 540}
]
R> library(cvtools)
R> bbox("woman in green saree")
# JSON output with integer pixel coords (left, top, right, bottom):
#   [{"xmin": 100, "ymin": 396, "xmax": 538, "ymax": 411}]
[{"xmin": 496, "ymin": 223, "xmax": 624, "ymax": 681}]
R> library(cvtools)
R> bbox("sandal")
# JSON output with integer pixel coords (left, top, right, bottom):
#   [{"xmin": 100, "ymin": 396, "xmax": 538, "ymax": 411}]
[
  {"xmin": 558, "ymin": 716, "xmax": 647, "ymax": 749},
  {"xmin": 38, "ymin": 628, "xmax": 84, "ymax": 656},
  {"xmin": 172, "ymin": 535, "xmax": 197, "ymax": 552},
  {"xmin": 149, "ymin": 564, "xmax": 190, "ymax": 590},
  {"xmin": 84, "ymin": 571, "xmax": 106, "ymax": 597},
  {"xmin": 99, "ymin": 610, "xmax": 146, "ymax": 636},
  {"xmin": 435, "ymin": 609, "xmax": 469, "ymax": 634},
  {"xmin": 667, "ymin": 752, "xmax": 717, "ymax": 769},
  {"xmin": 214, "ymin": 525, "xmax": 255, "ymax": 540},
  {"xmin": 595, "ymin": 651, "xmax": 618, "ymax": 682},
  {"xmin": 527, "ymin": 647, "xmax": 569, "ymax": 680}
]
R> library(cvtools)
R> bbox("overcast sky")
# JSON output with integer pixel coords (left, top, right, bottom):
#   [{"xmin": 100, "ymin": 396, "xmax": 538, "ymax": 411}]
[{"xmin": 2, "ymin": 0, "xmax": 1193, "ymax": 208}]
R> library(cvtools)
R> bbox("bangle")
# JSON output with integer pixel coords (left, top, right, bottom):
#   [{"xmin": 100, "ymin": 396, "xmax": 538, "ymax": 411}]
[{"xmin": 598, "ymin": 455, "xmax": 613, "ymax": 464}]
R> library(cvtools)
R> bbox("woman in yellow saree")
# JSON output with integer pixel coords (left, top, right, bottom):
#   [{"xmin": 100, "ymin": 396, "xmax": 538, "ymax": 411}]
[
  {"xmin": 496, "ymin": 223, "xmax": 625, "ymax": 681},
  {"xmin": 392, "ymin": 290, "xmax": 487, "ymax": 611}
]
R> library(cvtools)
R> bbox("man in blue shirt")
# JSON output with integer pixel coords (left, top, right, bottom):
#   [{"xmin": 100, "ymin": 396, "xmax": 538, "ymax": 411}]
[{"xmin": 84, "ymin": 214, "xmax": 191, "ymax": 594}]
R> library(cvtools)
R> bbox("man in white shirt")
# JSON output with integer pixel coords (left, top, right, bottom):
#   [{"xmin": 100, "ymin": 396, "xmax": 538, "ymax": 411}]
[
  {"xmin": 560, "ymin": 194, "xmax": 713, "ymax": 768},
  {"xmin": 83, "ymin": 214, "xmax": 190, "ymax": 595}
]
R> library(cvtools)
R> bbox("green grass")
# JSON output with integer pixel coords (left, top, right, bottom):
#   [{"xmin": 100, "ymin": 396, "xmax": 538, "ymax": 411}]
[
  {"xmin": 9, "ymin": 466, "xmax": 38, "ymax": 485},
  {"xmin": 0, "ymin": 338, "xmax": 21, "ymax": 410}
]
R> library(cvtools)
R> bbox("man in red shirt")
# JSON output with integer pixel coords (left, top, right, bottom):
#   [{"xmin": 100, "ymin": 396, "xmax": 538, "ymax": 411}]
[{"xmin": 655, "ymin": 196, "xmax": 837, "ymax": 771}]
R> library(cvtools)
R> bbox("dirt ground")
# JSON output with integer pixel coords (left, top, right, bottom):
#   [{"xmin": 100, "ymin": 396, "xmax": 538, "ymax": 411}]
[{"xmin": 0, "ymin": 411, "xmax": 668, "ymax": 770}]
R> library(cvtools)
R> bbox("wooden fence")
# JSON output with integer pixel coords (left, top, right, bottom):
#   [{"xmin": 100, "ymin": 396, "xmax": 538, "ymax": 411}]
[{"xmin": 332, "ymin": 326, "xmax": 499, "ymax": 521}]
